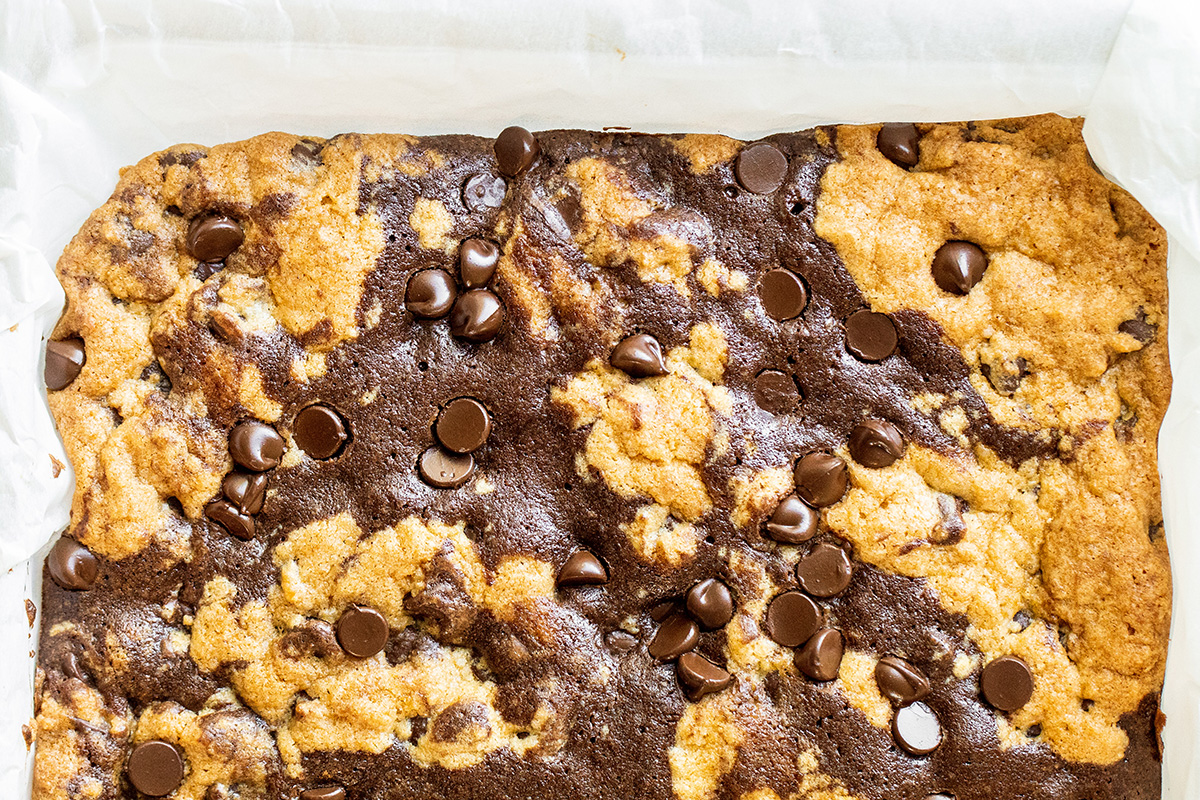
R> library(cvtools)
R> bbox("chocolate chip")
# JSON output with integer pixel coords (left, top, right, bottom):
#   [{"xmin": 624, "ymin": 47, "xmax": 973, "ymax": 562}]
[
  {"xmin": 459, "ymin": 238, "xmax": 501, "ymax": 288},
  {"xmin": 981, "ymin": 355, "xmax": 1029, "ymax": 396},
  {"xmin": 336, "ymin": 605, "xmax": 389, "ymax": 658},
  {"xmin": 648, "ymin": 614, "xmax": 700, "ymax": 661},
  {"xmin": 753, "ymin": 370, "xmax": 801, "ymax": 414},
  {"xmin": 735, "ymin": 143, "xmax": 788, "ymax": 194},
  {"xmin": 206, "ymin": 500, "xmax": 255, "ymax": 541},
  {"xmin": 759, "ymin": 269, "xmax": 808, "ymax": 321},
  {"xmin": 278, "ymin": 620, "xmax": 340, "ymax": 660},
  {"xmin": 46, "ymin": 537, "xmax": 98, "ymax": 591},
  {"xmin": 849, "ymin": 419, "xmax": 906, "ymax": 468},
  {"xmin": 291, "ymin": 140, "xmax": 324, "ymax": 165},
  {"xmin": 649, "ymin": 601, "xmax": 678, "ymax": 622},
  {"xmin": 845, "ymin": 310, "xmax": 898, "ymax": 361},
  {"xmin": 62, "ymin": 650, "xmax": 86, "ymax": 681},
  {"xmin": 764, "ymin": 494, "xmax": 819, "ymax": 544},
  {"xmin": 406, "ymin": 269, "xmax": 458, "ymax": 319},
  {"xmin": 557, "ymin": 551, "xmax": 608, "ymax": 587},
  {"xmin": 875, "ymin": 656, "xmax": 931, "ymax": 706},
  {"xmin": 186, "ymin": 215, "xmax": 244, "ymax": 262},
  {"xmin": 686, "ymin": 578, "xmax": 734, "ymax": 629},
  {"xmin": 300, "ymin": 788, "xmax": 346, "ymax": 800},
  {"xmin": 891, "ymin": 701, "xmax": 942, "ymax": 755},
  {"xmin": 221, "ymin": 472, "xmax": 267, "ymax": 515},
  {"xmin": 795, "ymin": 543, "xmax": 852, "ymax": 597},
  {"xmin": 418, "ymin": 447, "xmax": 476, "ymax": 489},
  {"xmin": 676, "ymin": 652, "xmax": 732, "ymax": 701},
  {"xmin": 463, "ymin": 173, "xmax": 507, "ymax": 212},
  {"xmin": 294, "ymin": 404, "xmax": 349, "ymax": 459},
  {"xmin": 932, "ymin": 241, "xmax": 988, "ymax": 295},
  {"xmin": 194, "ymin": 262, "xmax": 222, "ymax": 280},
  {"xmin": 981, "ymin": 655, "xmax": 1034, "ymax": 711},
  {"xmin": 610, "ymin": 333, "xmax": 669, "ymax": 378},
  {"xmin": 495, "ymin": 126, "xmax": 541, "ymax": 176},
  {"xmin": 764, "ymin": 591, "xmax": 821, "ymax": 648},
  {"xmin": 1013, "ymin": 610, "xmax": 1032, "ymax": 631},
  {"xmin": 126, "ymin": 740, "xmax": 186, "ymax": 797},
  {"xmin": 876, "ymin": 123, "xmax": 920, "ymax": 169},
  {"xmin": 228, "ymin": 421, "xmax": 284, "ymax": 472},
  {"xmin": 605, "ymin": 630, "xmax": 638, "ymax": 654},
  {"xmin": 1119, "ymin": 315, "xmax": 1157, "ymax": 344},
  {"xmin": 794, "ymin": 627, "xmax": 844, "ymax": 681},
  {"xmin": 45, "ymin": 338, "xmax": 86, "ymax": 391},
  {"xmin": 793, "ymin": 452, "xmax": 849, "ymax": 507},
  {"xmin": 436, "ymin": 398, "xmax": 492, "ymax": 454},
  {"xmin": 450, "ymin": 289, "xmax": 505, "ymax": 342}
]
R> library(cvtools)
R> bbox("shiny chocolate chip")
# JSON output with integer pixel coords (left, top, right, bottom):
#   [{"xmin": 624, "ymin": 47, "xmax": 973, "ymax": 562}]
[
  {"xmin": 406, "ymin": 269, "xmax": 458, "ymax": 319},
  {"xmin": 764, "ymin": 591, "xmax": 821, "ymax": 648},
  {"xmin": 753, "ymin": 370, "xmax": 801, "ymax": 414},
  {"xmin": 450, "ymin": 289, "xmax": 505, "ymax": 342},
  {"xmin": 300, "ymin": 788, "xmax": 346, "ymax": 800},
  {"xmin": 795, "ymin": 543, "xmax": 852, "ymax": 597},
  {"xmin": 648, "ymin": 614, "xmax": 700, "ymax": 661},
  {"xmin": 463, "ymin": 173, "xmax": 507, "ymax": 212},
  {"xmin": 686, "ymin": 578, "xmax": 734, "ymax": 630},
  {"xmin": 46, "ymin": 537, "xmax": 98, "ymax": 591},
  {"xmin": 221, "ymin": 471, "xmax": 267, "ymax": 515},
  {"xmin": 45, "ymin": 338, "xmax": 86, "ymax": 391},
  {"xmin": 875, "ymin": 656, "xmax": 931, "ymax": 706},
  {"xmin": 877, "ymin": 123, "xmax": 920, "ymax": 169},
  {"xmin": 194, "ymin": 261, "xmax": 222, "ymax": 280},
  {"xmin": 892, "ymin": 701, "xmax": 943, "ymax": 756},
  {"xmin": 436, "ymin": 397, "xmax": 492, "ymax": 454},
  {"xmin": 845, "ymin": 310, "xmax": 898, "ymax": 361},
  {"xmin": 206, "ymin": 500, "xmax": 255, "ymax": 541},
  {"xmin": 459, "ymin": 238, "xmax": 501, "ymax": 288},
  {"xmin": 418, "ymin": 447, "xmax": 475, "ymax": 489},
  {"xmin": 735, "ymin": 143, "xmax": 788, "ymax": 194},
  {"xmin": 294, "ymin": 404, "xmax": 349, "ymax": 460},
  {"xmin": 186, "ymin": 215, "xmax": 244, "ymax": 262},
  {"xmin": 759, "ymin": 269, "xmax": 808, "ymax": 321},
  {"xmin": 981, "ymin": 655, "xmax": 1035, "ymax": 711},
  {"xmin": 677, "ymin": 652, "xmax": 732, "ymax": 701},
  {"xmin": 495, "ymin": 126, "xmax": 541, "ymax": 176},
  {"xmin": 336, "ymin": 605, "xmax": 389, "ymax": 658},
  {"xmin": 794, "ymin": 627, "xmax": 844, "ymax": 681},
  {"xmin": 765, "ymin": 494, "xmax": 819, "ymax": 544},
  {"xmin": 605, "ymin": 630, "xmax": 638, "ymax": 654},
  {"xmin": 793, "ymin": 453, "xmax": 849, "ymax": 508},
  {"xmin": 127, "ymin": 740, "xmax": 186, "ymax": 797},
  {"xmin": 932, "ymin": 241, "xmax": 988, "ymax": 295},
  {"xmin": 610, "ymin": 333, "xmax": 668, "ymax": 378},
  {"xmin": 229, "ymin": 421, "xmax": 284, "ymax": 472},
  {"xmin": 849, "ymin": 419, "xmax": 906, "ymax": 468},
  {"xmin": 557, "ymin": 551, "xmax": 608, "ymax": 587}
]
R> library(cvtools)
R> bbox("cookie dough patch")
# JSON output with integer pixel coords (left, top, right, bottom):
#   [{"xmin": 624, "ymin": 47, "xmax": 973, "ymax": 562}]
[
  {"xmin": 670, "ymin": 134, "xmax": 743, "ymax": 174},
  {"xmin": 33, "ymin": 681, "xmax": 131, "ymax": 800},
  {"xmin": 836, "ymin": 652, "xmax": 891, "ymax": 729},
  {"xmin": 409, "ymin": 197, "xmax": 454, "ymax": 251},
  {"xmin": 670, "ymin": 687, "xmax": 745, "ymax": 800}
]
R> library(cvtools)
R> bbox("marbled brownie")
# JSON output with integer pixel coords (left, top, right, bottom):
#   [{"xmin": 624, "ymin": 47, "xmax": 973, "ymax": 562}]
[{"xmin": 33, "ymin": 115, "xmax": 1171, "ymax": 800}]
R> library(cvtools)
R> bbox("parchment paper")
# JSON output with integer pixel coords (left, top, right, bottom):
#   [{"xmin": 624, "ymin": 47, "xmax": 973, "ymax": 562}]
[{"xmin": 1, "ymin": 0, "xmax": 1197, "ymax": 795}]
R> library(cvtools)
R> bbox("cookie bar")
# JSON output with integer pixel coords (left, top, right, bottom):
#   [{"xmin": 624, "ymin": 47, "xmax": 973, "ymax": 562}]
[{"xmin": 34, "ymin": 115, "xmax": 1171, "ymax": 800}]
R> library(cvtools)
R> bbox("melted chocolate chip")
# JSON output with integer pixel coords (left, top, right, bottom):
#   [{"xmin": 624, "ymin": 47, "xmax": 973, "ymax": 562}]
[
  {"xmin": 418, "ymin": 447, "xmax": 476, "ymax": 489},
  {"xmin": 300, "ymin": 788, "xmax": 346, "ymax": 800},
  {"xmin": 294, "ymin": 404, "xmax": 349, "ymax": 460},
  {"xmin": 194, "ymin": 262, "xmax": 222, "ymax": 280},
  {"xmin": 845, "ymin": 310, "xmax": 898, "ymax": 362},
  {"xmin": 206, "ymin": 500, "xmax": 255, "ymax": 541},
  {"xmin": 44, "ymin": 338, "xmax": 86, "ymax": 390},
  {"xmin": 463, "ymin": 173, "xmax": 507, "ymax": 212},
  {"xmin": 793, "ymin": 452, "xmax": 849, "ymax": 507},
  {"xmin": 1119, "ymin": 314, "xmax": 1157, "ymax": 344},
  {"xmin": 931, "ymin": 241, "xmax": 988, "ymax": 295},
  {"xmin": 876, "ymin": 123, "xmax": 920, "ymax": 169},
  {"xmin": 406, "ymin": 269, "xmax": 458, "ymax": 319},
  {"xmin": 336, "ymin": 605, "xmax": 389, "ymax": 658},
  {"xmin": 795, "ymin": 543, "xmax": 852, "ymax": 597},
  {"xmin": 759, "ymin": 269, "xmax": 809, "ymax": 321},
  {"xmin": 495, "ymin": 126, "xmax": 541, "ymax": 176},
  {"xmin": 764, "ymin": 494, "xmax": 819, "ymax": 544},
  {"xmin": 46, "ymin": 537, "xmax": 98, "ymax": 591},
  {"xmin": 848, "ymin": 419, "xmax": 906, "ymax": 468},
  {"xmin": 449, "ymin": 289, "xmax": 505, "ymax": 342},
  {"xmin": 228, "ymin": 421, "xmax": 283, "ymax": 472},
  {"xmin": 981, "ymin": 655, "xmax": 1034, "ymax": 711},
  {"xmin": 874, "ymin": 656, "xmax": 931, "ymax": 706},
  {"xmin": 222, "ymin": 472, "xmax": 267, "ymax": 515},
  {"xmin": 459, "ymin": 238, "xmax": 501, "ymax": 288},
  {"xmin": 648, "ymin": 614, "xmax": 700, "ymax": 661},
  {"xmin": 892, "ymin": 701, "xmax": 943, "ymax": 756},
  {"xmin": 186, "ymin": 215, "xmax": 244, "ymax": 262},
  {"xmin": 764, "ymin": 591, "xmax": 821, "ymax": 648},
  {"xmin": 557, "ymin": 551, "xmax": 608, "ymax": 587},
  {"xmin": 794, "ymin": 627, "xmax": 844, "ymax": 681},
  {"xmin": 677, "ymin": 652, "xmax": 732, "ymax": 700},
  {"xmin": 126, "ymin": 740, "xmax": 186, "ymax": 797},
  {"xmin": 735, "ymin": 143, "xmax": 788, "ymax": 194},
  {"xmin": 436, "ymin": 398, "xmax": 492, "ymax": 454},
  {"xmin": 610, "ymin": 333, "xmax": 668, "ymax": 378},
  {"xmin": 605, "ymin": 630, "xmax": 638, "ymax": 654},
  {"xmin": 686, "ymin": 579, "xmax": 734, "ymax": 629},
  {"xmin": 753, "ymin": 369, "xmax": 801, "ymax": 414}
]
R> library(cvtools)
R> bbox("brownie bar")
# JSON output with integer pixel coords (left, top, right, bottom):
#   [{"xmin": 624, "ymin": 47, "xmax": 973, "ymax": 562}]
[{"xmin": 34, "ymin": 115, "xmax": 1170, "ymax": 800}]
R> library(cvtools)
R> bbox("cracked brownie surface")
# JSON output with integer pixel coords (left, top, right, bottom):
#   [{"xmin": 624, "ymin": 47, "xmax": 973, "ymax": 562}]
[{"xmin": 34, "ymin": 114, "xmax": 1170, "ymax": 800}]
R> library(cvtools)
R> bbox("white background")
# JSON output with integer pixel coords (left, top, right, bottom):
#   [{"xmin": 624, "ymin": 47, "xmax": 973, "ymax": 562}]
[{"xmin": 1, "ymin": 0, "xmax": 1197, "ymax": 796}]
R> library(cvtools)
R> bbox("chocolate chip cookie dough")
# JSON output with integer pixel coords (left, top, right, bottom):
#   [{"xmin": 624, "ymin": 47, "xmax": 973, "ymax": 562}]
[{"xmin": 34, "ymin": 115, "xmax": 1170, "ymax": 800}]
